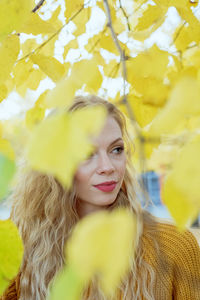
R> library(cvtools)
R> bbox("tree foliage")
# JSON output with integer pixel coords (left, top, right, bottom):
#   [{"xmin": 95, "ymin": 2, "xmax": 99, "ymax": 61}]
[{"xmin": 0, "ymin": 0, "xmax": 200, "ymax": 297}]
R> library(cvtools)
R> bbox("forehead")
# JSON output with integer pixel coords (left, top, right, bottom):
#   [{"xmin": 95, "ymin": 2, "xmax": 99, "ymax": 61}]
[{"xmin": 91, "ymin": 116, "xmax": 123, "ymax": 147}]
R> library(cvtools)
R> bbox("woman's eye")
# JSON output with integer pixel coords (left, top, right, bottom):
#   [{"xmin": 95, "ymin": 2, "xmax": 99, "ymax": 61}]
[{"xmin": 112, "ymin": 146, "xmax": 124, "ymax": 154}]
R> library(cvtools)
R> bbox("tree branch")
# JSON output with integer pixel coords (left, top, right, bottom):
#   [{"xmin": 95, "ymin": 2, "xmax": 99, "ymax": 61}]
[
  {"xmin": 103, "ymin": 0, "xmax": 148, "ymax": 182},
  {"xmin": 103, "ymin": 0, "xmax": 138, "ymax": 129},
  {"xmin": 32, "ymin": 0, "xmax": 45, "ymax": 13}
]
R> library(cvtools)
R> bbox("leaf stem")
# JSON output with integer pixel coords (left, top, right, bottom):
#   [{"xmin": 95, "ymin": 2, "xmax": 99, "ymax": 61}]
[{"xmin": 32, "ymin": 0, "xmax": 46, "ymax": 13}]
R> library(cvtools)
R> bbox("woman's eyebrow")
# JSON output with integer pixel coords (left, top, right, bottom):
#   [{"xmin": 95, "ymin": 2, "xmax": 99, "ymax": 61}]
[{"xmin": 109, "ymin": 137, "xmax": 123, "ymax": 146}]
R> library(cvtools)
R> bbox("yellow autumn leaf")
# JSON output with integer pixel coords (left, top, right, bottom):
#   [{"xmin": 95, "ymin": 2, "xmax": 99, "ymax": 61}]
[
  {"xmin": 73, "ymin": 7, "xmax": 91, "ymax": 36},
  {"xmin": 99, "ymin": 35, "xmax": 119, "ymax": 55},
  {"xmin": 0, "ymin": 35, "xmax": 20, "ymax": 83},
  {"xmin": 0, "ymin": 123, "xmax": 2, "ymax": 137},
  {"xmin": 44, "ymin": 78, "xmax": 77, "ymax": 108},
  {"xmin": 47, "ymin": 5, "xmax": 63, "ymax": 30},
  {"xmin": 66, "ymin": 208, "xmax": 136, "ymax": 295},
  {"xmin": 174, "ymin": 24, "xmax": 200, "ymax": 52},
  {"xmin": 177, "ymin": 6, "xmax": 200, "ymax": 27},
  {"xmin": 63, "ymin": 39, "xmax": 79, "ymax": 60},
  {"xmin": 0, "ymin": 84, "xmax": 8, "ymax": 103},
  {"xmin": 103, "ymin": 60, "xmax": 119, "ymax": 78},
  {"xmin": 0, "ymin": 0, "xmax": 32, "ymax": 40},
  {"xmin": 25, "ymin": 91, "xmax": 48, "ymax": 129},
  {"xmin": 126, "ymin": 45, "xmax": 169, "ymax": 82},
  {"xmin": 185, "ymin": 115, "xmax": 200, "ymax": 132},
  {"xmin": 0, "ymin": 138, "xmax": 15, "ymax": 160},
  {"xmin": 35, "ymin": 90, "xmax": 49, "ymax": 108},
  {"xmin": 130, "ymin": 77, "xmax": 169, "ymax": 107},
  {"xmin": 71, "ymin": 59, "xmax": 103, "ymax": 92},
  {"xmin": 127, "ymin": 94, "xmax": 159, "ymax": 127},
  {"xmin": 185, "ymin": 48, "xmax": 200, "ymax": 68},
  {"xmin": 85, "ymin": 34, "xmax": 101, "ymax": 53},
  {"xmin": 26, "ymin": 106, "xmax": 107, "ymax": 188},
  {"xmin": 13, "ymin": 60, "xmax": 33, "ymax": 88},
  {"xmin": 26, "ymin": 68, "xmax": 46, "ymax": 90},
  {"xmin": 154, "ymin": 0, "xmax": 198, "ymax": 8},
  {"xmin": 142, "ymin": 79, "xmax": 169, "ymax": 107},
  {"xmin": 135, "ymin": 4, "xmax": 165, "ymax": 31},
  {"xmin": 112, "ymin": 10, "xmax": 126, "ymax": 35},
  {"xmin": 0, "ymin": 219, "xmax": 23, "ymax": 295},
  {"xmin": 93, "ymin": 52, "xmax": 106, "ymax": 66},
  {"xmin": 1, "ymin": 119, "xmax": 29, "ymax": 157},
  {"xmin": 162, "ymin": 135, "xmax": 200, "ymax": 228},
  {"xmin": 65, "ymin": 0, "xmax": 84, "ymax": 21},
  {"xmin": 4, "ymin": 77, "xmax": 14, "ymax": 96},
  {"xmin": 16, "ymin": 83, "xmax": 28, "ymax": 98},
  {"xmin": 19, "ymin": 13, "xmax": 56, "ymax": 35},
  {"xmin": 21, "ymin": 38, "xmax": 38, "ymax": 57},
  {"xmin": 25, "ymin": 106, "xmax": 45, "ymax": 130},
  {"xmin": 30, "ymin": 54, "xmax": 65, "ymax": 82},
  {"xmin": 146, "ymin": 77, "xmax": 200, "ymax": 137},
  {"xmin": 148, "ymin": 143, "xmax": 180, "ymax": 173},
  {"xmin": 129, "ymin": 13, "xmax": 165, "ymax": 41}
]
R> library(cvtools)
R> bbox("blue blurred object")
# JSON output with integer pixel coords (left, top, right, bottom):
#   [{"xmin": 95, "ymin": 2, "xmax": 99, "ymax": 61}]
[
  {"xmin": 141, "ymin": 171, "xmax": 172, "ymax": 219},
  {"xmin": 141, "ymin": 170, "xmax": 161, "ymax": 206}
]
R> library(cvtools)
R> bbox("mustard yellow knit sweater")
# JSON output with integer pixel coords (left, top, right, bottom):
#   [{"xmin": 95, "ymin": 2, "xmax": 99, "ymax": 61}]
[{"xmin": 1, "ymin": 222, "xmax": 200, "ymax": 300}]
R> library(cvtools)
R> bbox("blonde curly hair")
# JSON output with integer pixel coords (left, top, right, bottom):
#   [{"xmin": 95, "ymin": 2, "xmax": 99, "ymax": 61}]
[{"xmin": 10, "ymin": 95, "xmax": 156, "ymax": 300}]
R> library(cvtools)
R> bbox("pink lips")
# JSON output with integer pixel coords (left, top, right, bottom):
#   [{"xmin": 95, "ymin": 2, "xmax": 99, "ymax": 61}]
[{"xmin": 94, "ymin": 181, "xmax": 117, "ymax": 192}]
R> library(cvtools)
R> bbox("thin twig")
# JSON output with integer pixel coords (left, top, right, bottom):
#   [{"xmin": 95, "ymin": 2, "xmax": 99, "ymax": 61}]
[
  {"xmin": 134, "ymin": 0, "xmax": 146, "ymax": 13},
  {"xmin": 119, "ymin": 0, "xmax": 130, "ymax": 31},
  {"xmin": 108, "ymin": 62, "xmax": 120, "ymax": 78},
  {"xmin": 103, "ymin": 0, "xmax": 140, "ymax": 131},
  {"xmin": 18, "ymin": 3, "xmax": 88, "ymax": 62},
  {"xmin": 103, "ymin": 0, "xmax": 148, "ymax": 187},
  {"xmin": 32, "ymin": 0, "xmax": 45, "ymax": 13},
  {"xmin": 171, "ymin": 21, "xmax": 186, "ymax": 47}
]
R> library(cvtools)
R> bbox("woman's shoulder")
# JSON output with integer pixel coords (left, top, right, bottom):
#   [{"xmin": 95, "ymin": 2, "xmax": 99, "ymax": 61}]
[
  {"xmin": 142, "ymin": 215, "xmax": 200, "ymax": 297},
  {"xmin": 143, "ymin": 216, "xmax": 200, "ymax": 251},
  {"xmin": 142, "ymin": 214, "xmax": 200, "ymax": 269}
]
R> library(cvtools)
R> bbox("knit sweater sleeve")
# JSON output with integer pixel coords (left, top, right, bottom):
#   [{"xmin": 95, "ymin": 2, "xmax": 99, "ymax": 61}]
[
  {"xmin": 142, "ymin": 221, "xmax": 200, "ymax": 300},
  {"xmin": 171, "ymin": 227, "xmax": 200, "ymax": 299},
  {"xmin": 0, "ymin": 273, "xmax": 20, "ymax": 300}
]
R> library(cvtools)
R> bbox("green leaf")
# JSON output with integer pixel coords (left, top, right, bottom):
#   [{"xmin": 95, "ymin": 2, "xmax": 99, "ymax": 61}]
[
  {"xmin": 49, "ymin": 265, "xmax": 83, "ymax": 300},
  {"xmin": 0, "ymin": 220, "xmax": 23, "ymax": 295},
  {"xmin": 0, "ymin": 154, "xmax": 16, "ymax": 200}
]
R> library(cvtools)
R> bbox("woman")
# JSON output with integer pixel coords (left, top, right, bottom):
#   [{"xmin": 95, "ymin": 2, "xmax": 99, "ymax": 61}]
[{"xmin": 1, "ymin": 95, "xmax": 200, "ymax": 300}]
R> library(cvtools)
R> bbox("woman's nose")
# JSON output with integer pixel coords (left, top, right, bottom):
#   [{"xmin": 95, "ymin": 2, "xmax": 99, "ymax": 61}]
[{"xmin": 96, "ymin": 153, "xmax": 115, "ymax": 174}]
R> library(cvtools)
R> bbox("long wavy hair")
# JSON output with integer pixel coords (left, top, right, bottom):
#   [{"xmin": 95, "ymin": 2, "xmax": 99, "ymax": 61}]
[{"xmin": 10, "ymin": 95, "xmax": 156, "ymax": 300}]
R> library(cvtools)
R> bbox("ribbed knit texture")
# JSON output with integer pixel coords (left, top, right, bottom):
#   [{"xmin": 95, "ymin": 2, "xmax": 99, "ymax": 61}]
[
  {"xmin": 1, "ymin": 222, "xmax": 200, "ymax": 300},
  {"xmin": 141, "ymin": 222, "xmax": 200, "ymax": 299}
]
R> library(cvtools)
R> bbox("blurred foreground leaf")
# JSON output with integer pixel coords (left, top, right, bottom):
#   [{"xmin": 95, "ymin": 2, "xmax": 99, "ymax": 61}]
[
  {"xmin": 49, "ymin": 208, "xmax": 136, "ymax": 300},
  {"xmin": 26, "ymin": 106, "xmax": 107, "ymax": 188},
  {"xmin": 162, "ymin": 135, "xmax": 200, "ymax": 229},
  {"xmin": 0, "ymin": 220, "xmax": 23, "ymax": 295},
  {"xmin": 0, "ymin": 0, "xmax": 32, "ymax": 41},
  {"xmin": 49, "ymin": 265, "xmax": 83, "ymax": 300},
  {"xmin": 0, "ymin": 154, "xmax": 16, "ymax": 201}
]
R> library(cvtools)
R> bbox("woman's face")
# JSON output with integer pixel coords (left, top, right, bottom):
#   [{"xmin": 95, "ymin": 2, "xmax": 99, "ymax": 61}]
[{"xmin": 74, "ymin": 116, "xmax": 126, "ymax": 217}]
